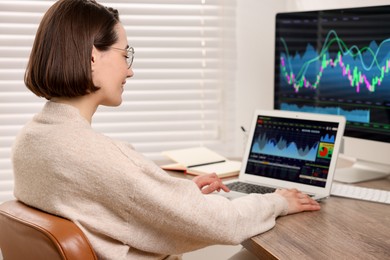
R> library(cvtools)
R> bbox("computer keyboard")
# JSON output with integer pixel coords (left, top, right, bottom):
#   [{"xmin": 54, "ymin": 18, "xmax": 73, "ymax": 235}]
[
  {"xmin": 331, "ymin": 183, "xmax": 390, "ymax": 204},
  {"xmin": 226, "ymin": 182, "xmax": 276, "ymax": 194}
]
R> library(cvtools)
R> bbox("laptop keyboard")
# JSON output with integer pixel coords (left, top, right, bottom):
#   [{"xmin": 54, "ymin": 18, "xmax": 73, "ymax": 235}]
[{"xmin": 226, "ymin": 182, "xmax": 276, "ymax": 194}]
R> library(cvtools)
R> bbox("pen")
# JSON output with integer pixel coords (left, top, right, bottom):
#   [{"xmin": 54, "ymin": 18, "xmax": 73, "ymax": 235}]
[{"xmin": 240, "ymin": 126, "xmax": 248, "ymax": 137}]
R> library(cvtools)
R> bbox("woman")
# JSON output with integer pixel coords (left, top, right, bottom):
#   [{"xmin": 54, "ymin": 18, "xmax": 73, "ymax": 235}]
[{"xmin": 12, "ymin": 0, "xmax": 320, "ymax": 259}]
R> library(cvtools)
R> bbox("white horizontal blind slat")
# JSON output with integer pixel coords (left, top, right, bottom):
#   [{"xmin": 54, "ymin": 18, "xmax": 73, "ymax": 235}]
[{"xmin": 0, "ymin": 0, "xmax": 236, "ymax": 203}]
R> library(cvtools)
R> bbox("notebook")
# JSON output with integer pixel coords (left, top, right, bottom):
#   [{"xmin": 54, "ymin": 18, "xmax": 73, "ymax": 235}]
[
  {"xmin": 161, "ymin": 147, "xmax": 241, "ymax": 178},
  {"xmin": 222, "ymin": 109, "xmax": 346, "ymax": 200}
]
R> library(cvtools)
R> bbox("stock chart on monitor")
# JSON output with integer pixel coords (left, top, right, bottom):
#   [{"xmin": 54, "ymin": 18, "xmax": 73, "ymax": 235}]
[{"xmin": 274, "ymin": 5, "xmax": 390, "ymax": 143}]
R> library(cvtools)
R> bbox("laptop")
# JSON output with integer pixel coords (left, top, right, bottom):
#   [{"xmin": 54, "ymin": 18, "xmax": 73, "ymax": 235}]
[{"xmin": 222, "ymin": 109, "xmax": 346, "ymax": 200}]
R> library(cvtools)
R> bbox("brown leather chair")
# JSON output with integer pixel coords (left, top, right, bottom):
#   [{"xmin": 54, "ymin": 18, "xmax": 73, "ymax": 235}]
[{"xmin": 0, "ymin": 200, "xmax": 97, "ymax": 260}]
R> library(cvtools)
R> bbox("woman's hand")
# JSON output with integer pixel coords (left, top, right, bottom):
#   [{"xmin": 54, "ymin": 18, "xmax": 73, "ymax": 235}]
[
  {"xmin": 192, "ymin": 173, "xmax": 230, "ymax": 194},
  {"xmin": 275, "ymin": 188, "xmax": 321, "ymax": 214}
]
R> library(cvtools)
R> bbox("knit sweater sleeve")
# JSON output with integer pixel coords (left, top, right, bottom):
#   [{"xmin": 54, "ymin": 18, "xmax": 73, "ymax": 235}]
[{"xmin": 110, "ymin": 142, "xmax": 288, "ymax": 255}]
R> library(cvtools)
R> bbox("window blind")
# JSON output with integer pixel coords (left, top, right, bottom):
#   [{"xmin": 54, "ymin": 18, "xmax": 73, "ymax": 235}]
[{"xmin": 0, "ymin": 0, "xmax": 236, "ymax": 203}]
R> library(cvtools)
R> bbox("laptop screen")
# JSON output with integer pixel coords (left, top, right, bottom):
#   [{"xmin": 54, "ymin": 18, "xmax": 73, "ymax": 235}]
[{"xmin": 244, "ymin": 115, "xmax": 340, "ymax": 188}]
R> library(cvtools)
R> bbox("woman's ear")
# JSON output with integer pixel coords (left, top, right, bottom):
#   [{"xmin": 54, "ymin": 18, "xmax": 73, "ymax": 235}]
[{"xmin": 91, "ymin": 46, "xmax": 98, "ymax": 70}]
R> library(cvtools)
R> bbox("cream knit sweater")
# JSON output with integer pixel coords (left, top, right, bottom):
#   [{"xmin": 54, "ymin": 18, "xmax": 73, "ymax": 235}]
[{"xmin": 12, "ymin": 101, "xmax": 288, "ymax": 260}]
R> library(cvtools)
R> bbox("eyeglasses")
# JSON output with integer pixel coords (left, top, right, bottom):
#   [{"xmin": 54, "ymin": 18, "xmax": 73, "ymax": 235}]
[{"xmin": 110, "ymin": 46, "xmax": 134, "ymax": 68}]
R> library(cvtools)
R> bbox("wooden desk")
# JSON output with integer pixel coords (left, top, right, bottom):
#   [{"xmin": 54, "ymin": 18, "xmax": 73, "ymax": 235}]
[{"xmin": 242, "ymin": 158, "xmax": 390, "ymax": 259}]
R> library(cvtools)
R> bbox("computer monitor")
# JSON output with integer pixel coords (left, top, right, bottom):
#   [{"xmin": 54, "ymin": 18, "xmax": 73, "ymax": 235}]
[{"xmin": 273, "ymin": 5, "xmax": 390, "ymax": 183}]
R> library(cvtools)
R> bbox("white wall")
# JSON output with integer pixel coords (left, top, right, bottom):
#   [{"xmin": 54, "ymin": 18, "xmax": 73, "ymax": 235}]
[
  {"xmin": 234, "ymin": 0, "xmax": 390, "ymax": 155},
  {"xmin": 234, "ymin": 0, "xmax": 287, "ymax": 156}
]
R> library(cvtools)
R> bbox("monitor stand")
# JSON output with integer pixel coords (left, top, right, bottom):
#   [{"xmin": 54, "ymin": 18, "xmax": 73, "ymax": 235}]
[{"xmin": 334, "ymin": 160, "xmax": 390, "ymax": 184}]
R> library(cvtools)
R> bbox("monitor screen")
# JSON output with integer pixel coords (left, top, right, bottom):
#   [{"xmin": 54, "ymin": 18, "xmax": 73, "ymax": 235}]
[
  {"xmin": 273, "ymin": 5, "xmax": 390, "ymax": 183},
  {"xmin": 245, "ymin": 115, "xmax": 340, "ymax": 188}
]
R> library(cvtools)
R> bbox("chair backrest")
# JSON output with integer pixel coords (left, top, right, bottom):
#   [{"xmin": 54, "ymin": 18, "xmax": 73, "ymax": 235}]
[{"xmin": 0, "ymin": 200, "xmax": 97, "ymax": 260}]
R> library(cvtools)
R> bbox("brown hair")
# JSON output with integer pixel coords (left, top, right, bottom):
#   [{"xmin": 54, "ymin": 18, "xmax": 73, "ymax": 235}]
[{"xmin": 24, "ymin": 0, "xmax": 120, "ymax": 99}]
